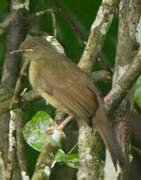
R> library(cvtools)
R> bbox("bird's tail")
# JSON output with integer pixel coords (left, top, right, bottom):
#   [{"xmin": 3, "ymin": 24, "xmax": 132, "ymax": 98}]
[{"xmin": 93, "ymin": 106, "xmax": 127, "ymax": 169}]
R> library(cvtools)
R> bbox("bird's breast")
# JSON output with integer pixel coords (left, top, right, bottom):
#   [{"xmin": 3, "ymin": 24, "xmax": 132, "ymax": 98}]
[
  {"xmin": 29, "ymin": 60, "xmax": 69, "ymax": 113},
  {"xmin": 29, "ymin": 61, "xmax": 39, "ymax": 88}
]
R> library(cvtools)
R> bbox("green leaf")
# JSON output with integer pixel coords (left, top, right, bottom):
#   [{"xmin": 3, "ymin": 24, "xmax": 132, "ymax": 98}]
[
  {"xmin": 135, "ymin": 76, "xmax": 141, "ymax": 107},
  {"xmin": 64, "ymin": 153, "xmax": 79, "ymax": 169},
  {"xmin": 24, "ymin": 0, "xmax": 30, "ymax": 11},
  {"xmin": 23, "ymin": 111, "xmax": 53, "ymax": 151},
  {"xmin": 0, "ymin": 0, "xmax": 8, "ymax": 12},
  {"xmin": 54, "ymin": 149, "xmax": 66, "ymax": 162},
  {"xmin": 51, "ymin": 149, "xmax": 66, "ymax": 168},
  {"xmin": 52, "ymin": 149, "xmax": 79, "ymax": 169}
]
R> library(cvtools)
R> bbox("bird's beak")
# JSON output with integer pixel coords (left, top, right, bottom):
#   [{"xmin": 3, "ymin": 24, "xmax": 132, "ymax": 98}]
[{"xmin": 11, "ymin": 48, "xmax": 33, "ymax": 55}]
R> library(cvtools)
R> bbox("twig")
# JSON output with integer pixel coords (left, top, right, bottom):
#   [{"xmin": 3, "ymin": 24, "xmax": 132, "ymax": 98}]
[
  {"xmin": 132, "ymin": 145, "xmax": 141, "ymax": 156},
  {"xmin": 58, "ymin": 115, "xmax": 73, "ymax": 129},
  {"xmin": 21, "ymin": 89, "xmax": 41, "ymax": 105},
  {"xmin": 6, "ymin": 109, "xmax": 30, "ymax": 180},
  {"xmin": 16, "ymin": 109, "xmax": 30, "ymax": 180},
  {"xmin": 11, "ymin": 59, "xmax": 29, "ymax": 108},
  {"xmin": 97, "ymin": 56, "xmax": 113, "ymax": 77},
  {"xmin": 6, "ymin": 57, "xmax": 29, "ymax": 179},
  {"xmin": 48, "ymin": 115, "xmax": 73, "ymax": 137},
  {"xmin": 90, "ymin": 70, "xmax": 112, "ymax": 84},
  {"xmin": 66, "ymin": 143, "xmax": 77, "ymax": 156},
  {"xmin": 6, "ymin": 39, "xmax": 29, "ymax": 180},
  {"xmin": 134, "ymin": 102, "xmax": 141, "ymax": 117},
  {"xmin": 6, "ymin": 58, "xmax": 29, "ymax": 179},
  {"xmin": 33, "ymin": 9, "xmax": 57, "ymax": 38},
  {"xmin": 7, "ymin": 57, "xmax": 28, "ymax": 180},
  {"xmin": 49, "ymin": 0, "xmax": 86, "ymax": 41},
  {"xmin": 0, "ymin": 17, "xmax": 11, "ymax": 36}
]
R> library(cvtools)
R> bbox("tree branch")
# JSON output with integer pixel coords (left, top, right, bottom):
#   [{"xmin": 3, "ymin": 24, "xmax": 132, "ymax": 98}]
[
  {"xmin": 31, "ymin": 129, "xmax": 63, "ymax": 180},
  {"xmin": 79, "ymin": 0, "xmax": 120, "ymax": 72},
  {"xmin": 105, "ymin": 49, "xmax": 141, "ymax": 114},
  {"xmin": 16, "ymin": 108, "xmax": 30, "ymax": 180}
]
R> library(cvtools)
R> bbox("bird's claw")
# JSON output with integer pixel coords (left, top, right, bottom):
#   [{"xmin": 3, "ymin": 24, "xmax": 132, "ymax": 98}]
[{"xmin": 48, "ymin": 121, "xmax": 66, "ymax": 137}]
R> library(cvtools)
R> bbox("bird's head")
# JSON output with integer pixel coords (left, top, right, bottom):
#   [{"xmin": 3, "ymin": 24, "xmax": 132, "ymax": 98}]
[{"xmin": 11, "ymin": 36, "xmax": 65, "ymax": 60}]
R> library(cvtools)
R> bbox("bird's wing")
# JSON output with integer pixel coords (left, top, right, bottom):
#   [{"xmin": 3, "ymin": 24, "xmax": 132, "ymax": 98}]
[{"xmin": 35, "ymin": 58, "xmax": 98, "ymax": 120}]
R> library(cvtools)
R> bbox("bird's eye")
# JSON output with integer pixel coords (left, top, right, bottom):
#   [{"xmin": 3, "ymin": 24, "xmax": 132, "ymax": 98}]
[{"xmin": 31, "ymin": 42, "xmax": 36, "ymax": 47}]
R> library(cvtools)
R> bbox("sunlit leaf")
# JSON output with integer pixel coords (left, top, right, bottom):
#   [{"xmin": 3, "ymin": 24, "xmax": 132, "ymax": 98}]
[
  {"xmin": 135, "ymin": 76, "xmax": 141, "ymax": 107},
  {"xmin": 65, "ymin": 153, "xmax": 79, "ymax": 169},
  {"xmin": 24, "ymin": 0, "xmax": 30, "ymax": 11},
  {"xmin": 52, "ymin": 149, "xmax": 79, "ymax": 169},
  {"xmin": 23, "ymin": 111, "xmax": 53, "ymax": 151}
]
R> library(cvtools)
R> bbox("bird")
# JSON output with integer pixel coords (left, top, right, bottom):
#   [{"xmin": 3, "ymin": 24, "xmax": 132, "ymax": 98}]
[{"xmin": 18, "ymin": 36, "xmax": 126, "ymax": 168}]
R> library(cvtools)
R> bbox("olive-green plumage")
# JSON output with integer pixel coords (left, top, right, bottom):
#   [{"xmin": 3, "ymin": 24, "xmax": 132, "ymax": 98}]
[{"xmin": 20, "ymin": 36, "xmax": 126, "ymax": 168}]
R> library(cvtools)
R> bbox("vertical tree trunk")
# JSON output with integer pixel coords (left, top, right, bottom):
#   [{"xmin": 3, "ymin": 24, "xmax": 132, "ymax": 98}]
[{"xmin": 104, "ymin": 0, "xmax": 141, "ymax": 179}]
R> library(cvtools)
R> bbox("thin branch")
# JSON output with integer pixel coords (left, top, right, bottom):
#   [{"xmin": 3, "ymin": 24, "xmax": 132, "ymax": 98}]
[
  {"xmin": 49, "ymin": 0, "xmax": 86, "ymax": 41},
  {"xmin": 16, "ymin": 109, "xmax": 30, "ymax": 180},
  {"xmin": 0, "ymin": 89, "xmax": 41, "ymax": 116},
  {"xmin": 90, "ymin": 71, "xmax": 112, "ymax": 85},
  {"xmin": 6, "ymin": 110, "xmax": 17, "ymax": 179},
  {"xmin": 57, "ymin": 115, "xmax": 72, "ymax": 129},
  {"xmin": 33, "ymin": 9, "xmax": 57, "ymax": 38},
  {"xmin": 132, "ymin": 145, "xmax": 141, "ymax": 156},
  {"xmin": 11, "ymin": 59, "xmax": 29, "ymax": 108},
  {"xmin": 97, "ymin": 56, "xmax": 113, "ymax": 77},
  {"xmin": 21, "ymin": 89, "xmax": 41, "ymax": 105},
  {"xmin": 134, "ymin": 102, "xmax": 141, "ymax": 117},
  {"xmin": 6, "ymin": 57, "xmax": 29, "ymax": 179},
  {"xmin": 0, "ymin": 17, "xmax": 11, "ymax": 36}
]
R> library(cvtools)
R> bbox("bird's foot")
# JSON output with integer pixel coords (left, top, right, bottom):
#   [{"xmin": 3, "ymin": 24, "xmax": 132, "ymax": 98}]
[{"xmin": 48, "ymin": 115, "xmax": 73, "ymax": 137}]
